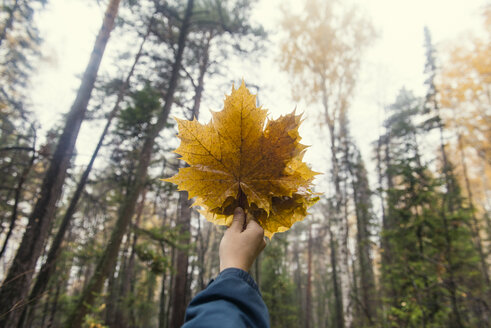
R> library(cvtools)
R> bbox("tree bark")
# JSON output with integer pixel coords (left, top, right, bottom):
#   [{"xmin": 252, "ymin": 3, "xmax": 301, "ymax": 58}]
[
  {"xmin": 0, "ymin": 131, "xmax": 36, "ymax": 259},
  {"xmin": 17, "ymin": 18, "xmax": 151, "ymax": 328},
  {"xmin": 306, "ymin": 224, "xmax": 313, "ymax": 328},
  {"xmin": 323, "ymin": 86, "xmax": 345, "ymax": 328},
  {"xmin": 158, "ymin": 266, "xmax": 168, "ymax": 328},
  {"xmin": 170, "ymin": 33, "xmax": 209, "ymax": 325},
  {"xmin": 64, "ymin": 1, "xmax": 194, "ymax": 326},
  {"xmin": 170, "ymin": 191, "xmax": 193, "ymax": 328},
  {"xmin": 328, "ymin": 221, "xmax": 344, "ymax": 328},
  {"xmin": 113, "ymin": 189, "xmax": 147, "ymax": 328},
  {"xmin": 0, "ymin": 1, "xmax": 121, "ymax": 326},
  {"xmin": 458, "ymin": 134, "xmax": 490, "ymax": 285},
  {"xmin": 349, "ymin": 154, "xmax": 376, "ymax": 325}
]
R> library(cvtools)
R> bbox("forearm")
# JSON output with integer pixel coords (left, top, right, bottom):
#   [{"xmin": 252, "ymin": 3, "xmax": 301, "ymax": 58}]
[{"xmin": 183, "ymin": 268, "xmax": 270, "ymax": 328}]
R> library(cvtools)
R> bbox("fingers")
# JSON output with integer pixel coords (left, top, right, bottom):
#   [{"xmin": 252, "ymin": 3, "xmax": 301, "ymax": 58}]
[
  {"xmin": 229, "ymin": 207, "xmax": 245, "ymax": 232},
  {"xmin": 244, "ymin": 218, "xmax": 265, "ymax": 239},
  {"xmin": 229, "ymin": 208, "xmax": 266, "ymax": 252},
  {"xmin": 260, "ymin": 238, "xmax": 266, "ymax": 251},
  {"xmin": 245, "ymin": 212, "xmax": 253, "ymax": 225}
]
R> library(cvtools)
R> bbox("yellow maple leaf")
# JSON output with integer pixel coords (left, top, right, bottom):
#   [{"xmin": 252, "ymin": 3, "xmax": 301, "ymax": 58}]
[{"xmin": 164, "ymin": 81, "xmax": 320, "ymax": 237}]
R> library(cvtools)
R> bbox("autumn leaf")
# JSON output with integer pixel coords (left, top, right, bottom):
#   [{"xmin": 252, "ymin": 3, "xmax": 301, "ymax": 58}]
[{"xmin": 163, "ymin": 81, "xmax": 319, "ymax": 238}]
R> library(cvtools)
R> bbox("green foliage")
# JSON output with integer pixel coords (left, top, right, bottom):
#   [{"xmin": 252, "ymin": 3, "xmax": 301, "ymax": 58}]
[
  {"xmin": 379, "ymin": 89, "xmax": 488, "ymax": 327},
  {"xmin": 116, "ymin": 83, "xmax": 161, "ymax": 139},
  {"xmin": 260, "ymin": 236, "xmax": 300, "ymax": 328},
  {"xmin": 134, "ymin": 224, "xmax": 191, "ymax": 274}
]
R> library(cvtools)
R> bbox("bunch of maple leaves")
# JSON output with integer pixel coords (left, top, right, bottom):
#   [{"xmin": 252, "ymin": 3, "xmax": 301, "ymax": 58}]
[{"xmin": 164, "ymin": 81, "xmax": 319, "ymax": 238}]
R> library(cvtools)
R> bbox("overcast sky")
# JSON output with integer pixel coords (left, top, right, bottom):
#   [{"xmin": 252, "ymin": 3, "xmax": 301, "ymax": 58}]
[{"xmin": 29, "ymin": 0, "xmax": 488, "ymax": 191}]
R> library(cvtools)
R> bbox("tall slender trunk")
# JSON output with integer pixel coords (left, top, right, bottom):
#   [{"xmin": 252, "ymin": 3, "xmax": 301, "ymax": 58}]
[
  {"xmin": 458, "ymin": 134, "xmax": 489, "ymax": 285},
  {"xmin": 170, "ymin": 36, "xmax": 209, "ymax": 325},
  {"xmin": 0, "ymin": 1, "xmax": 121, "ymax": 326},
  {"xmin": 349, "ymin": 159, "xmax": 376, "ymax": 326},
  {"xmin": 196, "ymin": 219, "xmax": 211, "ymax": 290},
  {"xmin": 293, "ymin": 238, "xmax": 304, "ymax": 324},
  {"xmin": 170, "ymin": 192, "xmax": 193, "ymax": 328},
  {"xmin": 158, "ymin": 206, "xmax": 170, "ymax": 328},
  {"xmin": 328, "ymin": 221, "xmax": 344, "ymax": 328},
  {"xmin": 113, "ymin": 189, "xmax": 147, "ymax": 327},
  {"xmin": 46, "ymin": 281, "xmax": 62, "ymax": 328},
  {"xmin": 381, "ymin": 133, "xmax": 398, "ymax": 311},
  {"xmin": 64, "ymin": 1, "xmax": 194, "ymax": 326},
  {"xmin": 437, "ymin": 123, "xmax": 463, "ymax": 328},
  {"xmin": 158, "ymin": 267, "xmax": 168, "ymax": 328},
  {"xmin": 104, "ymin": 257, "xmax": 120, "ymax": 328},
  {"xmin": 322, "ymin": 83, "xmax": 345, "ymax": 328},
  {"xmin": 18, "ymin": 20, "xmax": 150, "ymax": 328},
  {"xmin": 306, "ymin": 224, "xmax": 312, "ymax": 328},
  {"xmin": 0, "ymin": 131, "xmax": 36, "ymax": 259},
  {"xmin": 39, "ymin": 286, "xmax": 51, "ymax": 328},
  {"xmin": 166, "ymin": 247, "xmax": 176, "ymax": 328}
]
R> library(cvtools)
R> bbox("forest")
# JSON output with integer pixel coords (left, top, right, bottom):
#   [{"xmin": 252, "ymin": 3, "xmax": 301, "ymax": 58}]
[{"xmin": 0, "ymin": 0, "xmax": 490, "ymax": 327}]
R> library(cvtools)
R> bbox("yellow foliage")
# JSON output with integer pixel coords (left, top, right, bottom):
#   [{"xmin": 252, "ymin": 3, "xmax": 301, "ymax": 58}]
[
  {"xmin": 279, "ymin": 0, "xmax": 375, "ymax": 107},
  {"xmin": 438, "ymin": 5, "xmax": 491, "ymax": 216},
  {"xmin": 164, "ymin": 81, "xmax": 320, "ymax": 238}
]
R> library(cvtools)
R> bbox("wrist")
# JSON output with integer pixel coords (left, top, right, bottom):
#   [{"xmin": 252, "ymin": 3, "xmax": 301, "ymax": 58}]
[{"xmin": 220, "ymin": 262, "xmax": 250, "ymax": 272}]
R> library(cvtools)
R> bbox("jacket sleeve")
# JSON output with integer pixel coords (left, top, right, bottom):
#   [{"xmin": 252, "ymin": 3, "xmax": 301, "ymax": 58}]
[{"xmin": 182, "ymin": 268, "xmax": 270, "ymax": 328}]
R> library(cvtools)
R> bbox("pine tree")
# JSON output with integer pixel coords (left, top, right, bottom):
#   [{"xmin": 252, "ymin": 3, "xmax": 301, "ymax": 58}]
[
  {"xmin": 260, "ymin": 235, "xmax": 300, "ymax": 328},
  {"xmin": 378, "ymin": 89, "xmax": 488, "ymax": 327},
  {"xmin": 0, "ymin": 1, "xmax": 121, "ymax": 326}
]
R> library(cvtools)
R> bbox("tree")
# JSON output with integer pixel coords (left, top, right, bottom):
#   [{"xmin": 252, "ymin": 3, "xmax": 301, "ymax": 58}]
[
  {"xmin": 260, "ymin": 235, "xmax": 300, "ymax": 328},
  {"xmin": 437, "ymin": 7, "xmax": 491, "ymax": 286},
  {"xmin": 378, "ymin": 88, "xmax": 488, "ymax": 327},
  {"xmin": 347, "ymin": 148, "xmax": 377, "ymax": 327},
  {"xmin": 0, "ymin": 0, "xmax": 45, "ymax": 261},
  {"xmin": 16, "ymin": 19, "xmax": 153, "ymax": 328},
  {"xmin": 0, "ymin": 0, "xmax": 45, "ymax": 112},
  {"xmin": 0, "ymin": 1, "xmax": 121, "ymax": 326},
  {"xmin": 167, "ymin": 1, "xmax": 265, "ymax": 325},
  {"xmin": 64, "ymin": 1, "xmax": 195, "ymax": 326},
  {"xmin": 279, "ymin": 0, "xmax": 375, "ymax": 325},
  {"xmin": 424, "ymin": 26, "xmax": 489, "ymax": 325}
]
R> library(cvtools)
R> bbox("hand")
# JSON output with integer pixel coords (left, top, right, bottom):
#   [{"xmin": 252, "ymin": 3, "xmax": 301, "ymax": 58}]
[{"xmin": 219, "ymin": 207, "xmax": 266, "ymax": 272}]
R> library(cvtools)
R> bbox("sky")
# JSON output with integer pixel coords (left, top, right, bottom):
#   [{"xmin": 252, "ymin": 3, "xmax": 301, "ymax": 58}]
[{"xmin": 29, "ymin": 0, "xmax": 488, "ymax": 189}]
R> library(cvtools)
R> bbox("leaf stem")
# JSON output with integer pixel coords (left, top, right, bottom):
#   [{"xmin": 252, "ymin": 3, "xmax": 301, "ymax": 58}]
[{"xmin": 238, "ymin": 187, "xmax": 247, "ymax": 231}]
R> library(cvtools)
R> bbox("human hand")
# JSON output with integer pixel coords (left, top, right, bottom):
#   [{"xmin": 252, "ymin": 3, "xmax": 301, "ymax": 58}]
[{"xmin": 219, "ymin": 207, "xmax": 266, "ymax": 272}]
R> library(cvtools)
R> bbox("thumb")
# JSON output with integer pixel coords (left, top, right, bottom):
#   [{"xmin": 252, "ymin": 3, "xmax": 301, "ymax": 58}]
[{"xmin": 229, "ymin": 207, "xmax": 245, "ymax": 232}]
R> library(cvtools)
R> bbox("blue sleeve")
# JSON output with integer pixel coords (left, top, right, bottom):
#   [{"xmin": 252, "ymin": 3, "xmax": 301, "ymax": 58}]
[{"xmin": 183, "ymin": 268, "xmax": 270, "ymax": 328}]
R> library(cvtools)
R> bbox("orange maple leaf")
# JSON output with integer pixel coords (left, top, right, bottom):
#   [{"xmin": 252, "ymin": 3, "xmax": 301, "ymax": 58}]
[{"xmin": 164, "ymin": 81, "xmax": 319, "ymax": 237}]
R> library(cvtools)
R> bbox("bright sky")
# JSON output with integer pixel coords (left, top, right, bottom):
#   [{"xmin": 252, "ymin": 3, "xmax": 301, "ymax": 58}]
[{"xmin": 29, "ymin": 0, "xmax": 488, "ymax": 187}]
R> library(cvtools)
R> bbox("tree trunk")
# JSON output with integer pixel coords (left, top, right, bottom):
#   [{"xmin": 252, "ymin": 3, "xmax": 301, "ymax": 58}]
[
  {"xmin": 104, "ymin": 259, "xmax": 120, "ymax": 328},
  {"xmin": 166, "ymin": 248, "xmax": 176, "ymax": 328},
  {"xmin": 46, "ymin": 281, "xmax": 62, "ymax": 328},
  {"xmin": 64, "ymin": 1, "xmax": 194, "ymax": 326},
  {"xmin": 18, "ymin": 20, "xmax": 150, "ymax": 328},
  {"xmin": 293, "ymin": 237, "xmax": 304, "ymax": 324},
  {"xmin": 349, "ymin": 154, "xmax": 376, "ymax": 325},
  {"xmin": 170, "ymin": 33, "xmax": 209, "ymax": 325},
  {"xmin": 0, "ymin": 1, "xmax": 121, "ymax": 326},
  {"xmin": 170, "ymin": 191, "xmax": 193, "ymax": 328},
  {"xmin": 328, "ymin": 222, "xmax": 344, "ymax": 328},
  {"xmin": 380, "ymin": 133, "xmax": 399, "ymax": 309},
  {"xmin": 0, "ymin": 133, "xmax": 36, "ymax": 259},
  {"xmin": 113, "ymin": 189, "xmax": 147, "ymax": 327},
  {"xmin": 458, "ymin": 134, "xmax": 489, "ymax": 285},
  {"xmin": 306, "ymin": 224, "xmax": 312, "ymax": 328},
  {"xmin": 320, "ymin": 86, "xmax": 346, "ymax": 328},
  {"xmin": 158, "ymin": 267, "xmax": 168, "ymax": 328}
]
